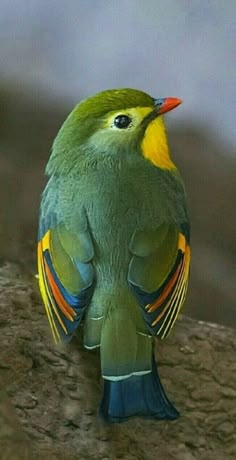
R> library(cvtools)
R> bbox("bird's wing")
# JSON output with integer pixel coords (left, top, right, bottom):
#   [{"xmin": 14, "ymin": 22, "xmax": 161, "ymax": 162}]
[
  {"xmin": 128, "ymin": 222, "xmax": 190, "ymax": 339},
  {"xmin": 38, "ymin": 189, "xmax": 95, "ymax": 344}
]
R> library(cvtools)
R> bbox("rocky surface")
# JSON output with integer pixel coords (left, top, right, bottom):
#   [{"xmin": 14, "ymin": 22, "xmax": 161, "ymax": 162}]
[{"xmin": 0, "ymin": 263, "xmax": 235, "ymax": 459}]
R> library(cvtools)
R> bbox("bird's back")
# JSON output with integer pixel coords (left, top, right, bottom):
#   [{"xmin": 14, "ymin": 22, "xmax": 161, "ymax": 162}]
[{"xmin": 75, "ymin": 158, "xmax": 187, "ymax": 274}]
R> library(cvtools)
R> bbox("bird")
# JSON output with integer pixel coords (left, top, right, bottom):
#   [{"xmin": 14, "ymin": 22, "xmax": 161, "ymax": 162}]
[{"xmin": 37, "ymin": 88, "xmax": 190, "ymax": 423}]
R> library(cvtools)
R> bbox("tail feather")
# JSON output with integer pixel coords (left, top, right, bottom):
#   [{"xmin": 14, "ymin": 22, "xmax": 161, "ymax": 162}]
[{"xmin": 99, "ymin": 353, "xmax": 179, "ymax": 423}]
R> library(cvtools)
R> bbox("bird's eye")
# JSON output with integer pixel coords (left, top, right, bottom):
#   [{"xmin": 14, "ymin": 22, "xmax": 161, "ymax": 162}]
[{"xmin": 114, "ymin": 115, "xmax": 132, "ymax": 129}]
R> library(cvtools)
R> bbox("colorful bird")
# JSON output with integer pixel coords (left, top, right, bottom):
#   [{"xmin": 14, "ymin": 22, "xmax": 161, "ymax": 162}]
[{"xmin": 38, "ymin": 88, "xmax": 190, "ymax": 422}]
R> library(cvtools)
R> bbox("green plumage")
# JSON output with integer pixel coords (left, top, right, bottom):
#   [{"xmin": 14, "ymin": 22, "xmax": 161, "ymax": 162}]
[{"xmin": 38, "ymin": 88, "xmax": 190, "ymax": 421}]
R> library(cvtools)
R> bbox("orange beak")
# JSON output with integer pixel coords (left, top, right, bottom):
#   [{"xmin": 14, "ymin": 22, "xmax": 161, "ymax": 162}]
[{"xmin": 154, "ymin": 97, "xmax": 182, "ymax": 115}]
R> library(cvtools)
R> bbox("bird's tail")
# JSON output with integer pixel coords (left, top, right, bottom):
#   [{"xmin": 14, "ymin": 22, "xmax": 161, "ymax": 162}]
[
  {"xmin": 84, "ymin": 291, "xmax": 179, "ymax": 422},
  {"xmin": 99, "ymin": 352, "xmax": 179, "ymax": 423}
]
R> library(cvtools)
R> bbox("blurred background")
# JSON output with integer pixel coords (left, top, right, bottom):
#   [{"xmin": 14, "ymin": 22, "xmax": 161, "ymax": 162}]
[{"xmin": 0, "ymin": 0, "xmax": 235, "ymax": 327}]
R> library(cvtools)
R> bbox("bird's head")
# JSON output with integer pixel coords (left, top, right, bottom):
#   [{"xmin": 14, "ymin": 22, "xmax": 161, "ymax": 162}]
[{"xmin": 47, "ymin": 88, "xmax": 182, "ymax": 175}]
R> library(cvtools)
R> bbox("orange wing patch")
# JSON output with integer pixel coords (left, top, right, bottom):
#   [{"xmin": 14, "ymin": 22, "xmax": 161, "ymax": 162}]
[
  {"xmin": 38, "ymin": 230, "xmax": 93, "ymax": 344},
  {"xmin": 130, "ymin": 232, "xmax": 190, "ymax": 339}
]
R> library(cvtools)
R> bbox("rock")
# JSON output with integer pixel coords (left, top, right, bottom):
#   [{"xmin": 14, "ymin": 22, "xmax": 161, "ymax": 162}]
[{"xmin": 0, "ymin": 263, "xmax": 236, "ymax": 459}]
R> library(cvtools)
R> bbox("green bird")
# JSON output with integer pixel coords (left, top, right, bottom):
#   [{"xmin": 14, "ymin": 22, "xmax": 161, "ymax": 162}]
[{"xmin": 38, "ymin": 88, "xmax": 190, "ymax": 422}]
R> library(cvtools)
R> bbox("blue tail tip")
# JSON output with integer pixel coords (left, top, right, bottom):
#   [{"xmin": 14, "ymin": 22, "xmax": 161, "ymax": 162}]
[{"xmin": 99, "ymin": 363, "xmax": 180, "ymax": 423}]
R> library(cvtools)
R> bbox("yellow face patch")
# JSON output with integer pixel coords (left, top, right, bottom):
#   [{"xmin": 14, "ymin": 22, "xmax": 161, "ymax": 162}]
[
  {"xmin": 103, "ymin": 106, "xmax": 176, "ymax": 171},
  {"xmin": 141, "ymin": 116, "xmax": 176, "ymax": 170}
]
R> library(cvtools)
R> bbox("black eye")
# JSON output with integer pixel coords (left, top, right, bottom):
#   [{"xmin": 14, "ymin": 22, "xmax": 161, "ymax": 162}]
[{"xmin": 114, "ymin": 115, "xmax": 132, "ymax": 129}]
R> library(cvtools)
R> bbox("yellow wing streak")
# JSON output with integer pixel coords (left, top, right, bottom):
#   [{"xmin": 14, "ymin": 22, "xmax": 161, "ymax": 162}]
[
  {"xmin": 142, "ymin": 232, "xmax": 190, "ymax": 339},
  {"xmin": 151, "ymin": 257, "xmax": 186, "ymax": 326},
  {"xmin": 38, "ymin": 234, "xmax": 69, "ymax": 343},
  {"xmin": 38, "ymin": 240, "xmax": 60, "ymax": 343},
  {"xmin": 158, "ymin": 244, "xmax": 190, "ymax": 337}
]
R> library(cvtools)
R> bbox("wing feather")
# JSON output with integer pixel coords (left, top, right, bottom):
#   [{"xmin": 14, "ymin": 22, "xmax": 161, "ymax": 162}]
[
  {"xmin": 129, "ymin": 230, "xmax": 190, "ymax": 339},
  {"xmin": 38, "ymin": 227, "xmax": 94, "ymax": 344}
]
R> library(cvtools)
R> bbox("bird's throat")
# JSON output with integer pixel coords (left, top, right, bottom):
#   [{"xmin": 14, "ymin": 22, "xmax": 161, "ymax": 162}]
[{"xmin": 141, "ymin": 116, "xmax": 176, "ymax": 170}]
